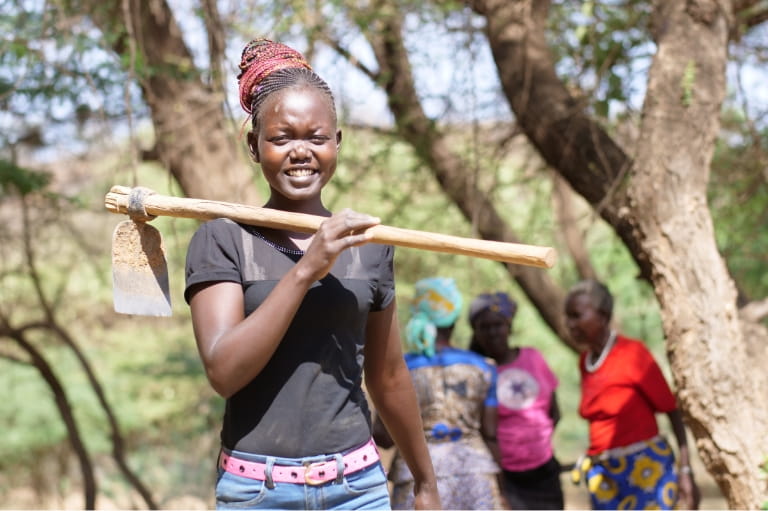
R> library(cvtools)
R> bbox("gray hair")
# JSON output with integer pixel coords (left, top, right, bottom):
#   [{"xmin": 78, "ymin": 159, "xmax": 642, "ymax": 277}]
[{"xmin": 566, "ymin": 279, "xmax": 613, "ymax": 320}]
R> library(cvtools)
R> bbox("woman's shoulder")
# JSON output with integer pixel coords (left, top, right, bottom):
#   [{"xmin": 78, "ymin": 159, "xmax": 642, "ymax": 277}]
[
  {"xmin": 191, "ymin": 217, "xmax": 244, "ymax": 237},
  {"xmin": 615, "ymin": 334, "xmax": 649, "ymax": 351},
  {"xmin": 513, "ymin": 346, "xmax": 550, "ymax": 367},
  {"xmin": 359, "ymin": 242, "xmax": 394, "ymax": 260},
  {"xmin": 613, "ymin": 334, "xmax": 657, "ymax": 362},
  {"xmin": 446, "ymin": 347, "xmax": 495, "ymax": 369},
  {"xmin": 519, "ymin": 346, "xmax": 544, "ymax": 358}
]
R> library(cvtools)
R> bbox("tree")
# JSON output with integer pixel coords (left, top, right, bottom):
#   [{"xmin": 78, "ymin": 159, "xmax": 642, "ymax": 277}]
[
  {"xmin": 0, "ymin": 164, "xmax": 158, "ymax": 509},
  {"xmin": 60, "ymin": 0, "xmax": 259, "ymax": 203},
  {"xmin": 5, "ymin": 0, "xmax": 768, "ymax": 506}
]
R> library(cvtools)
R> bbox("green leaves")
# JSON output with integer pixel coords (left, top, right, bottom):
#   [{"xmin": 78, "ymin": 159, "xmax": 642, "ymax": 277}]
[
  {"xmin": 0, "ymin": 159, "xmax": 51, "ymax": 197},
  {"xmin": 680, "ymin": 60, "xmax": 697, "ymax": 107}
]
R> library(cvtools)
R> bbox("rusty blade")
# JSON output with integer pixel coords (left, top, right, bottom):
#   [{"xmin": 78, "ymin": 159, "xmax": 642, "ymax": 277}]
[{"xmin": 111, "ymin": 220, "xmax": 171, "ymax": 316}]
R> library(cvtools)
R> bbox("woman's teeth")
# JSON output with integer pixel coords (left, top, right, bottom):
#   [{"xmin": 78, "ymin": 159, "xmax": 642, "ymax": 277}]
[{"xmin": 286, "ymin": 169, "xmax": 314, "ymax": 177}]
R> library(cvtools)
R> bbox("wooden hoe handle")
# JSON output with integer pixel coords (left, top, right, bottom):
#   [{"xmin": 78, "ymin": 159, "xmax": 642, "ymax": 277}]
[{"xmin": 105, "ymin": 185, "xmax": 556, "ymax": 269}]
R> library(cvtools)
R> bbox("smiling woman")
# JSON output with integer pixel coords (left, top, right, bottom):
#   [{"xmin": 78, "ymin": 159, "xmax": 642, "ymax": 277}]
[
  {"xmin": 563, "ymin": 280, "xmax": 700, "ymax": 511},
  {"xmin": 182, "ymin": 38, "xmax": 440, "ymax": 510}
]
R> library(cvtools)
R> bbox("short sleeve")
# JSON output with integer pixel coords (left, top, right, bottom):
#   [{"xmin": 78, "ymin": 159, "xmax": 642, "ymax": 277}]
[
  {"xmin": 184, "ymin": 219, "xmax": 243, "ymax": 303},
  {"xmin": 632, "ymin": 343, "xmax": 677, "ymax": 412},
  {"xmin": 484, "ymin": 361, "xmax": 498, "ymax": 407},
  {"xmin": 531, "ymin": 347, "xmax": 559, "ymax": 390},
  {"xmin": 371, "ymin": 244, "xmax": 395, "ymax": 311}
]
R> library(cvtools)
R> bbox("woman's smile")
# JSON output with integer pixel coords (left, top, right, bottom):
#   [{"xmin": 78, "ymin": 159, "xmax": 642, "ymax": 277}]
[{"xmin": 284, "ymin": 167, "xmax": 316, "ymax": 177}]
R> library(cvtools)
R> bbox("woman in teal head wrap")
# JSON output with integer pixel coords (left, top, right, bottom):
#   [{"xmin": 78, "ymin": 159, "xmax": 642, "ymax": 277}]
[
  {"xmin": 374, "ymin": 277, "xmax": 506, "ymax": 510},
  {"xmin": 404, "ymin": 277, "xmax": 463, "ymax": 357}
]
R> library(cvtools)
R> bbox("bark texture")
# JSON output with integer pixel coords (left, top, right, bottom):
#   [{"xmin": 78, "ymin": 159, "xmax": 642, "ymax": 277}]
[
  {"xmin": 73, "ymin": 0, "xmax": 260, "ymax": 203},
  {"xmin": 631, "ymin": 0, "xmax": 768, "ymax": 505}
]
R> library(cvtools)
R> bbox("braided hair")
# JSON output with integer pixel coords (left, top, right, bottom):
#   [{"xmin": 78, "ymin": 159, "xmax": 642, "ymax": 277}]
[{"xmin": 237, "ymin": 38, "xmax": 336, "ymax": 130}]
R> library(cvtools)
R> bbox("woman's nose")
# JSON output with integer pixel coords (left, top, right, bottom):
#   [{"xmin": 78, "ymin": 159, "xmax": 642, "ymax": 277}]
[{"xmin": 290, "ymin": 141, "xmax": 309, "ymax": 160}]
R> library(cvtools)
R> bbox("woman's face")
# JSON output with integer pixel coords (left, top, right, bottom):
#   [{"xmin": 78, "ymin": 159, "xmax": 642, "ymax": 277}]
[
  {"xmin": 472, "ymin": 309, "xmax": 511, "ymax": 360},
  {"xmin": 249, "ymin": 87, "xmax": 341, "ymax": 207},
  {"xmin": 564, "ymin": 292, "xmax": 608, "ymax": 351}
]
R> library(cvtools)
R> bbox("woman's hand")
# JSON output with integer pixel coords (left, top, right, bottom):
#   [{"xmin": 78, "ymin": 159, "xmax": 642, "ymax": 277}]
[
  {"xmin": 298, "ymin": 208, "xmax": 380, "ymax": 282},
  {"xmin": 414, "ymin": 481, "xmax": 442, "ymax": 510},
  {"xmin": 677, "ymin": 471, "xmax": 701, "ymax": 510}
]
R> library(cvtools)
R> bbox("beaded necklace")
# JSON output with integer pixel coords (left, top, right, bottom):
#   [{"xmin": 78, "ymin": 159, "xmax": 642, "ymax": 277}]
[
  {"xmin": 585, "ymin": 330, "xmax": 616, "ymax": 373},
  {"xmin": 248, "ymin": 226, "xmax": 305, "ymax": 256}
]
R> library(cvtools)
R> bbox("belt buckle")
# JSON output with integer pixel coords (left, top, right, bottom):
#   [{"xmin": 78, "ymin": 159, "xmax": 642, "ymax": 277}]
[{"xmin": 303, "ymin": 461, "xmax": 330, "ymax": 486}]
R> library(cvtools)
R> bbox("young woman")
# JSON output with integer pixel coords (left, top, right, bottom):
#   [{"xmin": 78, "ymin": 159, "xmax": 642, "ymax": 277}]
[
  {"xmin": 469, "ymin": 292, "xmax": 564, "ymax": 510},
  {"xmin": 564, "ymin": 279, "xmax": 700, "ymax": 510},
  {"xmin": 184, "ymin": 38, "xmax": 439, "ymax": 510}
]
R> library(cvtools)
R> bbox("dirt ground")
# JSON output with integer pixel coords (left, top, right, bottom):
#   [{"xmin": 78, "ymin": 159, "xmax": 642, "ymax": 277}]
[{"xmin": 378, "ymin": 446, "xmax": 727, "ymax": 510}]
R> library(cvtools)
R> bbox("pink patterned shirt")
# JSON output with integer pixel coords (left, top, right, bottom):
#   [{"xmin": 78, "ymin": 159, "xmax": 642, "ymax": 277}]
[{"xmin": 496, "ymin": 347, "xmax": 558, "ymax": 471}]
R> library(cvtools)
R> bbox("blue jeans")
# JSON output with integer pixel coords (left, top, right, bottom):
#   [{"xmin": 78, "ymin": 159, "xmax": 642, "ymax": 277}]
[{"xmin": 215, "ymin": 448, "xmax": 391, "ymax": 510}]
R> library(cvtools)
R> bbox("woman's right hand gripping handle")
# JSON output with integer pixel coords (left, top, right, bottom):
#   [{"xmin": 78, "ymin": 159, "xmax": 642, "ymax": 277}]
[{"xmin": 296, "ymin": 208, "xmax": 380, "ymax": 282}]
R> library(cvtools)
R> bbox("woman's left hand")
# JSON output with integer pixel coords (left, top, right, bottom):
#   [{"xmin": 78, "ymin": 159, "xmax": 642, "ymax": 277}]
[{"xmin": 677, "ymin": 471, "xmax": 701, "ymax": 510}]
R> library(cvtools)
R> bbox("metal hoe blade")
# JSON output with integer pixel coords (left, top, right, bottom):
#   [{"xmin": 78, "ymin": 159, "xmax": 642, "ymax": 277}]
[{"xmin": 111, "ymin": 220, "xmax": 172, "ymax": 316}]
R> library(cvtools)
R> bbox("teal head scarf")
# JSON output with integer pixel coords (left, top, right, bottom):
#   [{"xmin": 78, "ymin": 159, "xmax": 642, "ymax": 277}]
[{"xmin": 405, "ymin": 277, "xmax": 463, "ymax": 357}]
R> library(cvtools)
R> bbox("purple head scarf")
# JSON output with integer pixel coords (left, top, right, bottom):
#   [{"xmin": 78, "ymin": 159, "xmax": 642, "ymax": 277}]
[{"xmin": 468, "ymin": 292, "xmax": 517, "ymax": 325}]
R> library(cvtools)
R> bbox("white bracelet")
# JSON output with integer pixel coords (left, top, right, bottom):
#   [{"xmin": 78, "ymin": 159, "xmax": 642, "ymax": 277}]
[{"xmin": 680, "ymin": 465, "xmax": 693, "ymax": 475}]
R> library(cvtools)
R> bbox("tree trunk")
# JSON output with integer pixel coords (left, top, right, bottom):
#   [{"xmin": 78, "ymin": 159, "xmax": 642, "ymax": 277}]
[
  {"xmin": 74, "ymin": 0, "xmax": 260, "ymax": 203},
  {"xmin": 466, "ymin": 0, "xmax": 768, "ymax": 506},
  {"xmin": 630, "ymin": 0, "xmax": 768, "ymax": 506}
]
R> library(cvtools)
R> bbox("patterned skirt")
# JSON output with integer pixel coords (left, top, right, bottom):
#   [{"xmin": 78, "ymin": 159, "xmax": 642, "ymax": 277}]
[
  {"xmin": 390, "ymin": 472, "xmax": 504, "ymax": 510},
  {"xmin": 581, "ymin": 436, "xmax": 680, "ymax": 510},
  {"xmin": 389, "ymin": 437, "xmax": 504, "ymax": 510}
]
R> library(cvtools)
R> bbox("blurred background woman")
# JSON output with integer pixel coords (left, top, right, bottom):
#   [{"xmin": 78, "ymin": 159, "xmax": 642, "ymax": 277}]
[
  {"xmin": 374, "ymin": 277, "xmax": 505, "ymax": 510},
  {"xmin": 564, "ymin": 279, "xmax": 699, "ymax": 510},
  {"xmin": 469, "ymin": 292, "xmax": 564, "ymax": 510}
]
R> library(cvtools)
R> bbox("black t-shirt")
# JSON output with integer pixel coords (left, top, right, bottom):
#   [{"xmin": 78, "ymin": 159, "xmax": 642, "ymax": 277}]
[{"xmin": 184, "ymin": 218, "xmax": 395, "ymax": 457}]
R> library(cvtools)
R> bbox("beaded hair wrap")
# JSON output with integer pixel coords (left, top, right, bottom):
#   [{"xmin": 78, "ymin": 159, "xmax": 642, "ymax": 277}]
[{"xmin": 237, "ymin": 38, "xmax": 312, "ymax": 115}]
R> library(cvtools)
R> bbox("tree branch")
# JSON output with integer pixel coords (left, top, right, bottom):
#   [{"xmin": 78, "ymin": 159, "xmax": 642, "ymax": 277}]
[
  {"xmin": 323, "ymin": 36, "xmax": 380, "ymax": 83},
  {"xmin": 0, "ymin": 314, "xmax": 97, "ymax": 509},
  {"xmin": 740, "ymin": 297, "xmax": 768, "ymax": 322},
  {"xmin": 356, "ymin": 4, "xmax": 576, "ymax": 348}
]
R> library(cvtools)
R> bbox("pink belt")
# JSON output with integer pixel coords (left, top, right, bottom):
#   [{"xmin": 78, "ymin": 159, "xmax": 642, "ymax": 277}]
[{"xmin": 219, "ymin": 439, "xmax": 380, "ymax": 486}]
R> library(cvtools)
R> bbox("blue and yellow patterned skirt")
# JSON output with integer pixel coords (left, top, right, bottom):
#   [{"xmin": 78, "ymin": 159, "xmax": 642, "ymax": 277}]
[{"xmin": 576, "ymin": 436, "xmax": 680, "ymax": 510}]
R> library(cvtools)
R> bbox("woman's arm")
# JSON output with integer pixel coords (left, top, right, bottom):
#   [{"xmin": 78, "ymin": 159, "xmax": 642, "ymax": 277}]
[
  {"xmin": 549, "ymin": 391, "xmax": 561, "ymax": 427},
  {"xmin": 190, "ymin": 210, "xmax": 380, "ymax": 398},
  {"xmin": 364, "ymin": 300, "xmax": 441, "ymax": 510},
  {"xmin": 371, "ymin": 412, "xmax": 395, "ymax": 449},
  {"xmin": 667, "ymin": 409, "xmax": 700, "ymax": 510},
  {"xmin": 481, "ymin": 404, "xmax": 500, "ymax": 462}
]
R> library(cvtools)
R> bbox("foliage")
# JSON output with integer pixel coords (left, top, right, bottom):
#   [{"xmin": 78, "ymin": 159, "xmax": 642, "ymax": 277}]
[
  {"xmin": 0, "ymin": 0, "xmax": 141, "ymax": 158},
  {"xmin": 0, "ymin": 158, "xmax": 217, "ymax": 507},
  {"xmin": 548, "ymin": 0, "xmax": 653, "ymax": 119},
  {"xmin": 0, "ymin": 159, "xmax": 51, "ymax": 195},
  {"xmin": 761, "ymin": 456, "xmax": 768, "ymax": 510},
  {"xmin": 710, "ymin": 111, "xmax": 768, "ymax": 301}
]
